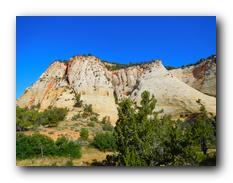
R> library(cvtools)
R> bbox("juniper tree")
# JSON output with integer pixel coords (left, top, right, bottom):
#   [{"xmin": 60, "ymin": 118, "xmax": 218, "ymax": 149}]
[{"xmin": 113, "ymin": 91, "xmax": 216, "ymax": 166}]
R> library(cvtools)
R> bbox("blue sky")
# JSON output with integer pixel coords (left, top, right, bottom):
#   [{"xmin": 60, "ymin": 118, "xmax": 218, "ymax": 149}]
[{"xmin": 16, "ymin": 16, "xmax": 216, "ymax": 98}]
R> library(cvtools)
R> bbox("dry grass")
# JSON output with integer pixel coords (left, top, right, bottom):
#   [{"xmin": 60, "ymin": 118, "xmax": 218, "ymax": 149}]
[
  {"xmin": 19, "ymin": 115, "xmax": 112, "ymax": 166},
  {"xmin": 24, "ymin": 117, "xmax": 104, "ymax": 141},
  {"xmin": 24, "ymin": 127, "xmax": 80, "ymax": 141},
  {"xmin": 16, "ymin": 146, "xmax": 112, "ymax": 166}
]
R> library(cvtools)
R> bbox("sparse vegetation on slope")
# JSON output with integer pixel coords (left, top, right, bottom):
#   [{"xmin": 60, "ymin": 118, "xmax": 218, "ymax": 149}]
[
  {"xmin": 74, "ymin": 93, "xmax": 83, "ymax": 107},
  {"xmin": 80, "ymin": 128, "xmax": 89, "ymax": 140},
  {"xmin": 41, "ymin": 107, "xmax": 68, "ymax": 127},
  {"xmin": 16, "ymin": 88, "xmax": 216, "ymax": 166},
  {"xmin": 180, "ymin": 54, "xmax": 216, "ymax": 69},
  {"xmin": 16, "ymin": 106, "xmax": 68, "ymax": 130},
  {"xmin": 16, "ymin": 133, "xmax": 81, "ymax": 160},
  {"xmin": 165, "ymin": 65, "xmax": 177, "ymax": 70},
  {"xmin": 91, "ymin": 132, "xmax": 117, "ymax": 152},
  {"xmin": 102, "ymin": 123, "xmax": 114, "ymax": 131},
  {"xmin": 102, "ymin": 59, "xmax": 159, "ymax": 71}
]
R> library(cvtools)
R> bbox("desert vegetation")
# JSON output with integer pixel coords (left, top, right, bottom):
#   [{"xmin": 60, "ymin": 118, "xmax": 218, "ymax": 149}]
[
  {"xmin": 16, "ymin": 133, "xmax": 81, "ymax": 159},
  {"xmin": 16, "ymin": 90, "xmax": 216, "ymax": 166},
  {"xmin": 180, "ymin": 54, "xmax": 216, "ymax": 69},
  {"xmin": 79, "ymin": 128, "xmax": 89, "ymax": 140},
  {"xmin": 93, "ymin": 91, "xmax": 216, "ymax": 166},
  {"xmin": 74, "ymin": 93, "xmax": 83, "ymax": 107},
  {"xmin": 16, "ymin": 106, "xmax": 68, "ymax": 130},
  {"xmin": 165, "ymin": 54, "xmax": 216, "ymax": 70},
  {"xmin": 91, "ymin": 132, "xmax": 117, "ymax": 152},
  {"xmin": 102, "ymin": 59, "xmax": 159, "ymax": 71}
]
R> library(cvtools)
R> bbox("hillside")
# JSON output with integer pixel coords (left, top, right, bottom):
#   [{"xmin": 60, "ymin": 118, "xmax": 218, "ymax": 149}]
[
  {"xmin": 17, "ymin": 55, "xmax": 216, "ymax": 123},
  {"xmin": 170, "ymin": 55, "xmax": 216, "ymax": 96}
]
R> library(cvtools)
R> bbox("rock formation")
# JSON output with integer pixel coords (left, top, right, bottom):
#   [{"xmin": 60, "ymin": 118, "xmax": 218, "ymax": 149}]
[
  {"xmin": 17, "ymin": 61, "xmax": 76, "ymax": 111},
  {"xmin": 131, "ymin": 61, "xmax": 216, "ymax": 118},
  {"xmin": 169, "ymin": 56, "xmax": 216, "ymax": 96},
  {"xmin": 17, "ymin": 55, "xmax": 216, "ymax": 123}
]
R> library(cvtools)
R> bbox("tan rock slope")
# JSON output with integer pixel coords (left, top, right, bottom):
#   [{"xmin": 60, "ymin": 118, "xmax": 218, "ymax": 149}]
[
  {"xmin": 17, "ymin": 55, "xmax": 216, "ymax": 123},
  {"xmin": 130, "ymin": 61, "xmax": 216, "ymax": 118},
  {"xmin": 17, "ymin": 56, "xmax": 118, "ymax": 122},
  {"xmin": 169, "ymin": 55, "xmax": 216, "ymax": 96},
  {"xmin": 67, "ymin": 56, "xmax": 118, "ymax": 122},
  {"xmin": 17, "ymin": 61, "xmax": 75, "ymax": 110}
]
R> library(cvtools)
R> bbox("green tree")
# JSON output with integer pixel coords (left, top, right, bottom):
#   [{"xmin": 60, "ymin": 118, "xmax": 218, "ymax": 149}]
[
  {"xmin": 16, "ymin": 133, "xmax": 81, "ymax": 159},
  {"xmin": 114, "ymin": 91, "xmax": 160, "ymax": 166},
  {"xmin": 113, "ymin": 91, "xmax": 216, "ymax": 166},
  {"xmin": 188, "ymin": 100, "xmax": 216, "ymax": 155},
  {"xmin": 16, "ymin": 133, "xmax": 56, "ymax": 159}
]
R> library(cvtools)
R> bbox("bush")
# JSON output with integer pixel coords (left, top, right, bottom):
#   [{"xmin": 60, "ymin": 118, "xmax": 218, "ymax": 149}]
[
  {"xmin": 16, "ymin": 133, "xmax": 81, "ymax": 159},
  {"xmin": 55, "ymin": 136, "xmax": 82, "ymax": 158},
  {"xmin": 91, "ymin": 132, "xmax": 117, "ymax": 151},
  {"xmin": 83, "ymin": 104, "xmax": 93, "ymax": 114},
  {"xmin": 16, "ymin": 106, "xmax": 68, "ymax": 130},
  {"xmin": 80, "ymin": 128, "xmax": 89, "ymax": 140},
  {"xmin": 88, "ymin": 122, "xmax": 95, "ymax": 127},
  {"xmin": 16, "ymin": 106, "xmax": 40, "ymax": 130},
  {"xmin": 81, "ymin": 104, "xmax": 94, "ymax": 118},
  {"xmin": 102, "ymin": 123, "xmax": 114, "ymax": 131},
  {"xmin": 103, "ymin": 60, "xmax": 157, "ymax": 71},
  {"xmin": 74, "ymin": 93, "xmax": 83, "ymax": 107},
  {"xmin": 16, "ymin": 133, "xmax": 56, "ymax": 159},
  {"xmin": 72, "ymin": 113, "xmax": 81, "ymax": 121},
  {"xmin": 90, "ymin": 116, "xmax": 98, "ymax": 122},
  {"xmin": 41, "ymin": 107, "xmax": 68, "ymax": 127},
  {"xmin": 101, "ymin": 116, "xmax": 110, "ymax": 124}
]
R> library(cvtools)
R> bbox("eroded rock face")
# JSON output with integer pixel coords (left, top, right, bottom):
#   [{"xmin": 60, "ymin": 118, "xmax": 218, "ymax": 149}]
[
  {"xmin": 170, "ymin": 56, "xmax": 216, "ymax": 96},
  {"xmin": 17, "ymin": 62, "xmax": 76, "ymax": 110},
  {"xmin": 111, "ymin": 67, "xmax": 141, "ymax": 100},
  {"xmin": 67, "ymin": 56, "xmax": 118, "ymax": 122},
  {"xmin": 131, "ymin": 61, "xmax": 216, "ymax": 118},
  {"xmin": 17, "ymin": 55, "xmax": 216, "ymax": 123},
  {"xmin": 110, "ymin": 61, "xmax": 163, "ymax": 101}
]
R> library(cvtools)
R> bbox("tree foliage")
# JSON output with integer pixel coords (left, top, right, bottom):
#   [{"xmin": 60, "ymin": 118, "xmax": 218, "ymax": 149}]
[
  {"xmin": 16, "ymin": 107, "xmax": 39, "ymax": 130},
  {"xmin": 80, "ymin": 128, "xmax": 89, "ymax": 140},
  {"xmin": 41, "ymin": 107, "xmax": 68, "ymax": 127},
  {"xmin": 16, "ymin": 106, "xmax": 68, "ymax": 130},
  {"xmin": 55, "ymin": 136, "xmax": 82, "ymax": 158},
  {"xmin": 103, "ymin": 59, "xmax": 158, "ymax": 71},
  {"xmin": 188, "ymin": 100, "xmax": 216, "ymax": 155},
  {"xmin": 91, "ymin": 132, "xmax": 117, "ymax": 152},
  {"xmin": 16, "ymin": 133, "xmax": 81, "ymax": 159},
  {"xmin": 102, "ymin": 122, "xmax": 114, "ymax": 131},
  {"xmin": 113, "ymin": 91, "xmax": 216, "ymax": 166}
]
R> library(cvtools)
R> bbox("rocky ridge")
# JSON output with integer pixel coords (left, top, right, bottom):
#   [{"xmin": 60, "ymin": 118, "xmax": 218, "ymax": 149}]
[
  {"xmin": 17, "ymin": 55, "xmax": 216, "ymax": 123},
  {"xmin": 170, "ymin": 56, "xmax": 216, "ymax": 96}
]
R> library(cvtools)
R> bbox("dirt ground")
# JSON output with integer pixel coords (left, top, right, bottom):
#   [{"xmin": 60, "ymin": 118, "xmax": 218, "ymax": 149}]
[{"xmin": 24, "ymin": 118, "xmax": 103, "ymax": 140}]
